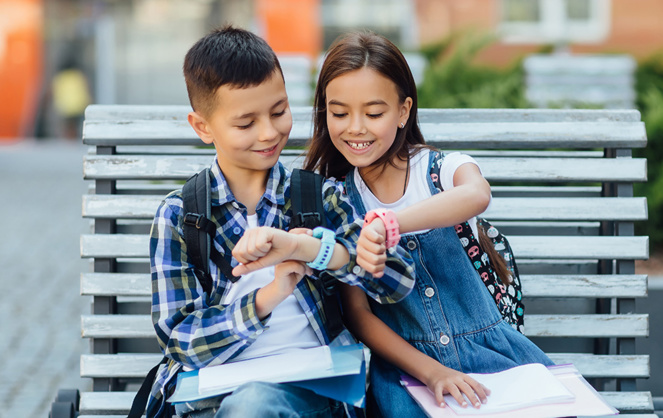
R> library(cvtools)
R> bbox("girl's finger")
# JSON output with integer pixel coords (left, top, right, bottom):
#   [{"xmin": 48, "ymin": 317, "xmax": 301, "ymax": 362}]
[
  {"xmin": 458, "ymin": 381, "xmax": 481, "ymax": 409},
  {"xmin": 446, "ymin": 385, "xmax": 468, "ymax": 409}
]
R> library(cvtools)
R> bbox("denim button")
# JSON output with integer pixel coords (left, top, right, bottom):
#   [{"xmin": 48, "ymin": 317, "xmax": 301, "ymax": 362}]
[
  {"xmin": 233, "ymin": 227, "xmax": 241, "ymax": 235},
  {"xmin": 424, "ymin": 287, "xmax": 435, "ymax": 298},
  {"xmin": 406, "ymin": 240, "xmax": 417, "ymax": 250},
  {"xmin": 440, "ymin": 333, "xmax": 450, "ymax": 345},
  {"xmin": 352, "ymin": 265, "xmax": 363, "ymax": 275}
]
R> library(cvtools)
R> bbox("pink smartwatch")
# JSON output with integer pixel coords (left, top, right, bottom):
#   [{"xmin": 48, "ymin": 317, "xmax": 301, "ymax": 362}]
[{"xmin": 363, "ymin": 208, "xmax": 401, "ymax": 249}]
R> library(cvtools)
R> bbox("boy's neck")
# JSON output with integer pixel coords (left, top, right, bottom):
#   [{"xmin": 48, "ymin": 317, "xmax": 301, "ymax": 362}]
[{"xmin": 222, "ymin": 167, "xmax": 270, "ymax": 215}]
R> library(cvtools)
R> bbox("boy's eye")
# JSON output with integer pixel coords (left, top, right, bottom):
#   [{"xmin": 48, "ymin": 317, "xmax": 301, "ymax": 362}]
[
  {"xmin": 237, "ymin": 121, "xmax": 254, "ymax": 130},
  {"xmin": 272, "ymin": 110, "xmax": 286, "ymax": 118}
]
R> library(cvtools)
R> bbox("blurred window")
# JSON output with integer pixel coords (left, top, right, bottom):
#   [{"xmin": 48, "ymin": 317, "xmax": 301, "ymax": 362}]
[
  {"xmin": 499, "ymin": 0, "xmax": 610, "ymax": 44},
  {"xmin": 320, "ymin": 0, "xmax": 417, "ymax": 50}
]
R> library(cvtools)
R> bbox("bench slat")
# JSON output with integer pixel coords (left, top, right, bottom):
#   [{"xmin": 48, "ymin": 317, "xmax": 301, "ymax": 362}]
[
  {"xmin": 80, "ymin": 234, "xmax": 649, "ymax": 260},
  {"xmin": 81, "ymin": 314, "xmax": 648, "ymax": 339},
  {"xmin": 77, "ymin": 390, "xmax": 654, "ymax": 415},
  {"xmin": 82, "ymin": 195, "xmax": 648, "ymax": 222},
  {"xmin": 81, "ymin": 272, "xmax": 648, "ymax": 299},
  {"xmin": 83, "ymin": 155, "xmax": 647, "ymax": 183},
  {"xmin": 79, "ymin": 352, "xmax": 648, "ymax": 379}
]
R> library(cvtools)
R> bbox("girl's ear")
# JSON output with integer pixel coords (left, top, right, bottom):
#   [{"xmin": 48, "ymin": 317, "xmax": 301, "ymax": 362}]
[
  {"xmin": 188, "ymin": 111, "xmax": 214, "ymax": 145},
  {"xmin": 399, "ymin": 97, "xmax": 413, "ymax": 127}
]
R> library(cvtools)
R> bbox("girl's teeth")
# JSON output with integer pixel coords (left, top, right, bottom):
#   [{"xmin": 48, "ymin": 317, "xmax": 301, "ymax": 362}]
[{"xmin": 349, "ymin": 142, "xmax": 372, "ymax": 150}]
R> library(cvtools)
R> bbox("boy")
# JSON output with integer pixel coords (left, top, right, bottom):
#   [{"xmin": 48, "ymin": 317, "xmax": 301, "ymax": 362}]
[{"xmin": 147, "ymin": 26, "xmax": 416, "ymax": 417}]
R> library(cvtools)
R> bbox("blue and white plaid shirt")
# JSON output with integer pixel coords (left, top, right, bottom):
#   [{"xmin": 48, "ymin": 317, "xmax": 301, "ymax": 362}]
[{"xmin": 147, "ymin": 159, "xmax": 415, "ymax": 416}]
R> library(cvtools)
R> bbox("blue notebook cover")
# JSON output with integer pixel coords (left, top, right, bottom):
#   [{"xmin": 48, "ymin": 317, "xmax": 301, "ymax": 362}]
[{"xmin": 168, "ymin": 344, "xmax": 366, "ymax": 408}]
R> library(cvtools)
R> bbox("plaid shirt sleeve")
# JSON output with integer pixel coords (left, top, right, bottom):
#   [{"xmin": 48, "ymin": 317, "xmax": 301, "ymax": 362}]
[
  {"xmin": 150, "ymin": 192, "xmax": 268, "ymax": 369},
  {"xmin": 319, "ymin": 180, "xmax": 416, "ymax": 304}
]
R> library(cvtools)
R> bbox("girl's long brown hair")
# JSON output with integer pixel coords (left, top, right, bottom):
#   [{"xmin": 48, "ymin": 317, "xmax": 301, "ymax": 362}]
[
  {"xmin": 303, "ymin": 31, "xmax": 428, "ymax": 178},
  {"xmin": 478, "ymin": 223, "xmax": 513, "ymax": 285}
]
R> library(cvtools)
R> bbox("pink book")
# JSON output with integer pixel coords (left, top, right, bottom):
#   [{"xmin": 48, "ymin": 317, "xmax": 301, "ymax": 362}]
[{"xmin": 400, "ymin": 363, "xmax": 618, "ymax": 417}]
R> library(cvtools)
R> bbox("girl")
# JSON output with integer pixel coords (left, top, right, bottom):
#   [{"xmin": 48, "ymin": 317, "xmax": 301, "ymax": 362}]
[{"xmin": 304, "ymin": 31, "xmax": 554, "ymax": 417}]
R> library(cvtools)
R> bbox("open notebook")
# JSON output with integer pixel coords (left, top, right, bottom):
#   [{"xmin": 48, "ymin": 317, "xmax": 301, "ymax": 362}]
[{"xmin": 401, "ymin": 363, "xmax": 618, "ymax": 417}]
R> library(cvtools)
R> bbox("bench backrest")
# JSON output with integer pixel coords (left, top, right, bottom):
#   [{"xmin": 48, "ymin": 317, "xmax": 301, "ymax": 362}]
[{"xmin": 78, "ymin": 105, "xmax": 653, "ymax": 416}]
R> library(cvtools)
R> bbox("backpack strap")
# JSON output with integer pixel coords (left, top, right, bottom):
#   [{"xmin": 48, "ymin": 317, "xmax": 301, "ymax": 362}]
[
  {"xmin": 290, "ymin": 169, "xmax": 345, "ymax": 341},
  {"xmin": 182, "ymin": 168, "xmax": 239, "ymax": 296},
  {"xmin": 127, "ymin": 356, "xmax": 168, "ymax": 418}
]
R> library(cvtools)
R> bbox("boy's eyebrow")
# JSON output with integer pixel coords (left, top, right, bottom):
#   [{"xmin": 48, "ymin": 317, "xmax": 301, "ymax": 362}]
[{"xmin": 233, "ymin": 98, "xmax": 288, "ymax": 120}]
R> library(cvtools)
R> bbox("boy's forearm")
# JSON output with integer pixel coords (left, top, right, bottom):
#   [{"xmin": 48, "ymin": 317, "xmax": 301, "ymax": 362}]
[{"xmin": 292, "ymin": 234, "xmax": 350, "ymax": 270}]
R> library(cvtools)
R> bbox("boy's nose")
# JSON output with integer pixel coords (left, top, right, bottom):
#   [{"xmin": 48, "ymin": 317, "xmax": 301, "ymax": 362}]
[{"xmin": 259, "ymin": 120, "xmax": 279, "ymax": 142}]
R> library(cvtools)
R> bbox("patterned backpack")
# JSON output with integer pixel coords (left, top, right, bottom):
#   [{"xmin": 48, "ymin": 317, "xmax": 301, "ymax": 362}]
[{"xmin": 429, "ymin": 151, "xmax": 525, "ymax": 333}]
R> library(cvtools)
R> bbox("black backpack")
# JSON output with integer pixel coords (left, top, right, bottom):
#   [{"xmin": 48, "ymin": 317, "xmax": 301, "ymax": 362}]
[{"xmin": 129, "ymin": 168, "xmax": 344, "ymax": 417}]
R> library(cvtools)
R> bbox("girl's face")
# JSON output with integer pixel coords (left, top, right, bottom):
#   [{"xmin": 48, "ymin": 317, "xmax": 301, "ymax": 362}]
[{"xmin": 325, "ymin": 67, "xmax": 411, "ymax": 169}]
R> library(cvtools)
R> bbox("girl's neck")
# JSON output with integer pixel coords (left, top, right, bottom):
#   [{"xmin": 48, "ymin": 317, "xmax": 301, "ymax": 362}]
[{"xmin": 358, "ymin": 156, "xmax": 409, "ymax": 204}]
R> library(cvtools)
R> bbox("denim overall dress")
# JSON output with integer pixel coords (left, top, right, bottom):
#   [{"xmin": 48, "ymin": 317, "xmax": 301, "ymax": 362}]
[{"xmin": 343, "ymin": 154, "xmax": 554, "ymax": 417}]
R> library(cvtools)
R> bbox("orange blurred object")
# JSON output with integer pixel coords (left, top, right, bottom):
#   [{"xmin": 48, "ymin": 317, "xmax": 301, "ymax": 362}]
[
  {"xmin": 0, "ymin": 0, "xmax": 43, "ymax": 140},
  {"xmin": 255, "ymin": 0, "xmax": 322, "ymax": 59}
]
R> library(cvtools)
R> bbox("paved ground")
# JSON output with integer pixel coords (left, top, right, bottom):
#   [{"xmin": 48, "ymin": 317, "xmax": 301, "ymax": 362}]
[{"xmin": 0, "ymin": 139, "xmax": 90, "ymax": 418}]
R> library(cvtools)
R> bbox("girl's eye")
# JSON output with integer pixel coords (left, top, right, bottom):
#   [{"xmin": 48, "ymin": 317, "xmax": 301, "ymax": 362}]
[
  {"xmin": 367, "ymin": 113, "xmax": 383, "ymax": 119},
  {"xmin": 331, "ymin": 112, "xmax": 347, "ymax": 118},
  {"xmin": 237, "ymin": 121, "xmax": 254, "ymax": 130}
]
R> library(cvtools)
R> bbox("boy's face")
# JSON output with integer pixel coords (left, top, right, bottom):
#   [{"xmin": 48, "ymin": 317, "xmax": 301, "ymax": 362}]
[{"xmin": 189, "ymin": 70, "xmax": 292, "ymax": 181}]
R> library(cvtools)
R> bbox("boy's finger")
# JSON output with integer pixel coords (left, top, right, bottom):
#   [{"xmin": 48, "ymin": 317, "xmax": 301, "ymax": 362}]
[{"xmin": 289, "ymin": 228, "xmax": 313, "ymax": 236}]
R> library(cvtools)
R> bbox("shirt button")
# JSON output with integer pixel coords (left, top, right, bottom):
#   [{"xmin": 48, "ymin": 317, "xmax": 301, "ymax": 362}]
[
  {"xmin": 424, "ymin": 287, "xmax": 435, "ymax": 298},
  {"xmin": 352, "ymin": 265, "xmax": 363, "ymax": 275},
  {"xmin": 406, "ymin": 240, "xmax": 417, "ymax": 250},
  {"xmin": 233, "ymin": 227, "xmax": 241, "ymax": 235},
  {"xmin": 440, "ymin": 333, "xmax": 450, "ymax": 345},
  {"xmin": 232, "ymin": 202, "xmax": 240, "ymax": 209}
]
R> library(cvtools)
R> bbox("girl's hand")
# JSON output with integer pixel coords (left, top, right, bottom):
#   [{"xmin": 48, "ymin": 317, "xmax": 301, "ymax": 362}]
[
  {"xmin": 273, "ymin": 260, "xmax": 312, "ymax": 297},
  {"xmin": 232, "ymin": 227, "xmax": 300, "ymax": 276},
  {"xmin": 424, "ymin": 364, "xmax": 490, "ymax": 409},
  {"xmin": 357, "ymin": 219, "xmax": 388, "ymax": 277}
]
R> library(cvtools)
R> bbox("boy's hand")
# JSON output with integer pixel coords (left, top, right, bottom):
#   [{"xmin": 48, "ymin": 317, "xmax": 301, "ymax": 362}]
[
  {"xmin": 424, "ymin": 364, "xmax": 490, "ymax": 409},
  {"xmin": 273, "ymin": 260, "xmax": 312, "ymax": 296},
  {"xmin": 357, "ymin": 219, "xmax": 388, "ymax": 278},
  {"xmin": 232, "ymin": 227, "xmax": 300, "ymax": 276}
]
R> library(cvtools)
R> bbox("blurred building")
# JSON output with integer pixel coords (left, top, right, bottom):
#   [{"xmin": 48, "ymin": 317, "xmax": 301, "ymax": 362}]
[{"xmin": 2, "ymin": 0, "xmax": 663, "ymax": 138}]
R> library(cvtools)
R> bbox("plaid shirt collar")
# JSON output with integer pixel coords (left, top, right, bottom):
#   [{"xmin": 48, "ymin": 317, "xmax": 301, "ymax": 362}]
[{"xmin": 210, "ymin": 158, "xmax": 287, "ymax": 209}]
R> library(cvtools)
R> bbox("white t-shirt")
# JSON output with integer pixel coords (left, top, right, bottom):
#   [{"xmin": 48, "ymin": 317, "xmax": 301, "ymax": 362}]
[
  {"xmin": 222, "ymin": 214, "xmax": 320, "ymax": 362},
  {"xmin": 353, "ymin": 149, "xmax": 484, "ymax": 237}
]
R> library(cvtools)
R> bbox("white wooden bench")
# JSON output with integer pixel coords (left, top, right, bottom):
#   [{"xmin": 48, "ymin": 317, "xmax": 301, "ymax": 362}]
[
  {"xmin": 524, "ymin": 53, "xmax": 637, "ymax": 109},
  {"xmin": 55, "ymin": 104, "xmax": 654, "ymax": 417}
]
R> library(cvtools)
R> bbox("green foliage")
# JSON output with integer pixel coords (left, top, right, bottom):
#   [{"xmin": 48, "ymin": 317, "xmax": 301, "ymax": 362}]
[
  {"xmin": 417, "ymin": 32, "xmax": 528, "ymax": 109},
  {"xmin": 634, "ymin": 54, "xmax": 663, "ymax": 249}
]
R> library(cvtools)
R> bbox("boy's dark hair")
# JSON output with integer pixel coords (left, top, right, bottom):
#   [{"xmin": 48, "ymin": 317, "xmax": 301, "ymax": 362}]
[
  {"xmin": 183, "ymin": 25, "xmax": 284, "ymax": 117},
  {"xmin": 304, "ymin": 31, "xmax": 428, "ymax": 179}
]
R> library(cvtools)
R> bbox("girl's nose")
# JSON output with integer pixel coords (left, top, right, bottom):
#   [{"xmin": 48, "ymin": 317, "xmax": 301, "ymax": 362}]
[{"xmin": 347, "ymin": 116, "xmax": 366, "ymax": 135}]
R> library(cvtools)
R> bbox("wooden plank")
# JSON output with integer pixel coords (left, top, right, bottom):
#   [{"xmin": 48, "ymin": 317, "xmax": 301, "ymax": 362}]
[
  {"xmin": 81, "ymin": 272, "xmax": 647, "ymax": 299},
  {"xmin": 523, "ymin": 314, "xmax": 648, "ymax": 338},
  {"xmin": 81, "ymin": 314, "xmax": 647, "ymax": 339},
  {"xmin": 85, "ymin": 105, "xmax": 643, "ymax": 123},
  {"xmin": 81, "ymin": 273, "xmax": 150, "ymax": 296},
  {"xmin": 80, "ymin": 234, "xmax": 649, "ymax": 260},
  {"xmin": 78, "ymin": 390, "xmax": 654, "ymax": 415},
  {"xmin": 82, "ymin": 194, "xmax": 648, "ymax": 222},
  {"xmin": 83, "ymin": 154, "xmax": 647, "ymax": 183},
  {"xmin": 546, "ymin": 353, "xmax": 649, "ymax": 378},
  {"xmin": 80, "ymin": 352, "xmax": 648, "ymax": 379},
  {"xmin": 83, "ymin": 119, "xmax": 647, "ymax": 149}
]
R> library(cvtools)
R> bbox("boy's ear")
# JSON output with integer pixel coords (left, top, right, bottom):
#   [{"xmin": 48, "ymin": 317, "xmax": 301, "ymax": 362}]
[
  {"xmin": 399, "ymin": 97, "xmax": 413, "ymax": 127},
  {"xmin": 188, "ymin": 111, "xmax": 214, "ymax": 145}
]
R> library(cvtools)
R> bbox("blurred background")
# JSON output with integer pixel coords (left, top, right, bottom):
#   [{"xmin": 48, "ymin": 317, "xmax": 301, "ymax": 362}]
[{"xmin": 0, "ymin": 0, "xmax": 662, "ymax": 416}]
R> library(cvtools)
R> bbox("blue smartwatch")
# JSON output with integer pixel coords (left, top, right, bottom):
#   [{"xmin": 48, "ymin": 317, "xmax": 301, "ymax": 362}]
[{"xmin": 307, "ymin": 227, "xmax": 336, "ymax": 270}]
